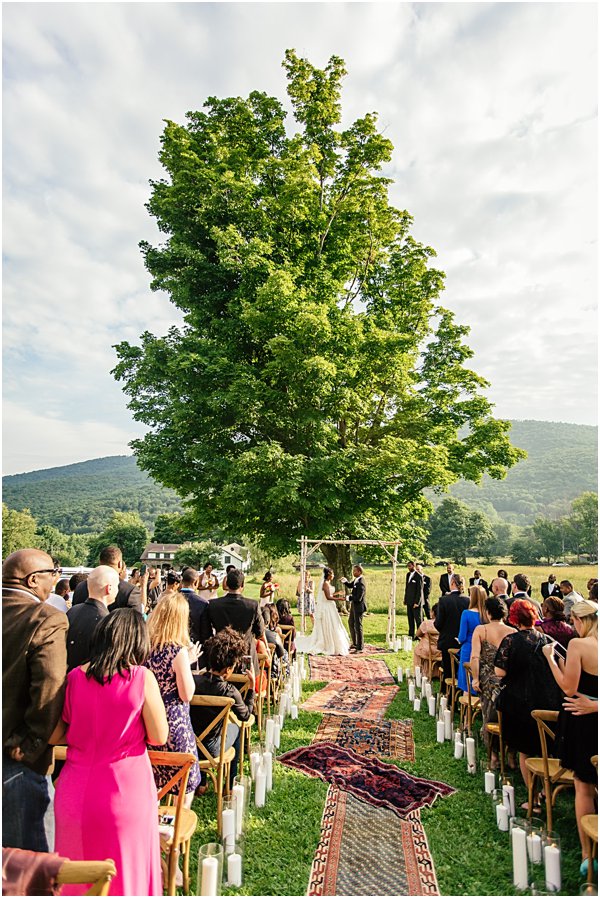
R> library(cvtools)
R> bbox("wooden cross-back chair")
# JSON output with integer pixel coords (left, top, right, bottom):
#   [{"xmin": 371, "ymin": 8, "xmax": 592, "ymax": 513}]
[
  {"xmin": 459, "ymin": 663, "xmax": 481, "ymax": 734},
  {"xmin": 426, "ymin": 633, "xmax": 443, "ymax": 682},
  {"xmin": 486, "ymin": 710, "xmax": 506, "ymax": 781},
  {"xmin": 148, "ymin": 750, "xmax": 198, "ymax": 896},
  {"xmin": 526, "ymin": 710, "xmax": 574, "ymax": 831},
  {"xmin": 446, "ymin": 648, "xmax": 460, "ymax": 716},
  {"xmin": 227, "ymin": 672, "xmax": 255, "ymax": 775},
  {"xmin": 255, "ymin": 650, "xmax": 270, "ymax": 733},
  {"xmin": 58, "ymin": 860, "xmax": 117, "ymax": 896},
  {"xmin": 189, "ymin": 694, "xmax": 235, "ymax": 835},
  {"xmin": 581, "ymin": 755, "xmax": 598, "ymax": 888},
  {"xmin": 279, "ymin": 624, "xmax": 295, "ymax": 660}
]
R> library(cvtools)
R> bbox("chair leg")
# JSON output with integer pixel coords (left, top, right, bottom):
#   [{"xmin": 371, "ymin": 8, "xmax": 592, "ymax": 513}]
[
  {"xmin": 183, "ymin": 838, "xmax": 191, "ymax": 894},
  {"xmin": 527, "ymin": 773, "xmax": 534, "ymax": 819},
  {"xmin": 498, "ymin": 730, "xmax": 505, "ymax": 781},
  {"xmin": 544, "ymin": 776, "xmax": 553, "ymax": 832}
]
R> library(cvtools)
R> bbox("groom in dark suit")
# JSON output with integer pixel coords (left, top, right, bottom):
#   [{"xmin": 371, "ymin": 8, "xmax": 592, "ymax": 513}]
[
  {"xmin": 404, "ymin": 561, "xmax": 424, "ymax": 638},
  {"xmin": 341, "ymin": 565, "xmax": 367, "ymax": 653}
]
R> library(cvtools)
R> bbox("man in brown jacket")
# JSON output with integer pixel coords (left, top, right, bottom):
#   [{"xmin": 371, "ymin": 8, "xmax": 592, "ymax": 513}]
[{"xmin": 2, "ymin": 549, "xmax": 68, "ymax": 850}]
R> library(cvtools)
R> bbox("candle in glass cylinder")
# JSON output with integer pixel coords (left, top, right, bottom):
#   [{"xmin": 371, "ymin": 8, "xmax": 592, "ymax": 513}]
[
  {"xmin": 227, "ymin": 852, "xmax": 242, "ymax": 887},
  {"xmin": 465, "ymin": 737, "xmax": 476, "ymax": 773},
  {"xmin": 415, "ymin": 666, "xmax": 422, "ymax": 687},
  {"xmin": 544, "ymin": 839, "xmax": 561, "ymax": 891},
  {"xmin": 444, "ymin": 709, "xmax": 452, "ymax": 741},
  {"xmin": 496, "ymin": 803, "xmax": 509, "ymax": 831},
  {"xmin": 254, "ymin": 766, "xmax": 266, "ymax": 807},
  {"xmin": 428, "ymin": 695, "xmax": 436, "ymax": 716},
  {"xmin": 484, "ymin": 770, "xmax": 495, "ymax": 794},
  {"xmin": 273, "ymin": 720, "xmax": 281, "ymax": 749},
  {"xmin": 511, "ymin": 825, "xmax": 528, "ymax": 890},
  {"xmin": 250, "ymin": 751, "xmax": 260, "ymax": 780},
  {"xmin": 263, "ymin": 750, "xmax": 273, "ymax": 791},
  {"xmin": 291, "ymin": 703, "xmax": 298, "ymax": 719},
  {"xmin": 440, "ymin": 695, "xmax": 448, "ymax": 714},
  {"xmin": 397, "ymin": 667, "xmax": 403, "ymax": 683},
  {"xmin": 200, "ymin": 857, "xmax": 219, "ymax": 897},
  {"xmin": 454, "ymin": 739, "xmax": 464, "ymax": 759},
  {"xmin": 503, "ymin": 783, "xmax": 516, "ymax": 817},
  {"xmin": 265, "ymin": 718, "xmax": 275, "ymax": 750},
  {"xmin": 408, "ymin": 682, "xmax": 415, "ymax": 701},
  {"xmin": 527, "ymin": 832, "xmax": 542, "ymax": 864},
  {"xmin": 436, "ymin": 719, "xmax": 445, "ymax": 743},
  {"xmin": 413, "ymin": 698, "xmax": 421, "ymax": 712},
  {"xmin": 232, "ymin": 783, "xmax": 245, "ymax": 837},
  {"xmin": 221, "ymin": 808, "xmax": 236, "ymax": 852}
]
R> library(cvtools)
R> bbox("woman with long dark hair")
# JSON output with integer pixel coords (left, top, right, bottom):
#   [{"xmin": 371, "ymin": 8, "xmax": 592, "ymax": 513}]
[{"xmin": 53, "ymin": 609, "xmax": 168, "ymax": 896}]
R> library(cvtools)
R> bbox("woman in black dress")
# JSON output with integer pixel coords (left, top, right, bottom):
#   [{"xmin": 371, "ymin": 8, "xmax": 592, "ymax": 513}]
[
  {"xmin": 543, "ymin": 597, "xmax": 598, "ymax": 870},
  {"xmin": 494, "ymin": 599, "xmax": 562, "ymax": 806}
]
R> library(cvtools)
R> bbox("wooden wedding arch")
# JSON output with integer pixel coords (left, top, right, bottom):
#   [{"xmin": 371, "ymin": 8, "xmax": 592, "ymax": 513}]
[{"xmin": 297, "ymin": 536, "xmax": 404, "ymax": 644}]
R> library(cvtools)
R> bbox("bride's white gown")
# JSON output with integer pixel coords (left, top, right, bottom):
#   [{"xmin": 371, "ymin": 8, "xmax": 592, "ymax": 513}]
[{"xmin": 296, "ymin": 583, "xmax": 350, "ymax": 656}]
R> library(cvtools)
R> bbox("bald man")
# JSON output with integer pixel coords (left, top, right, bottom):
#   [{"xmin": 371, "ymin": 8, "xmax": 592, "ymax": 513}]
[
  {"xmin": 490, "ymin": 577, "xmax": 510, "ymax": 602},
  {"xmin": 66, "ymin": 565, "xmax": 120, "ymax": 671},
  {"xmin": 2, "ymin": 548, "xmax": 68, "ymax": 851}
]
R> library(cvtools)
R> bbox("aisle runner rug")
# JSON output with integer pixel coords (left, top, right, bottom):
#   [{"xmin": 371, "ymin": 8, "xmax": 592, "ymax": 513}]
[
  {"xmin": 313, "ymin": 714, "xmax": 415, "ymax": 761},
  {"xmin": 301, "ymin": 682, "xmax": 398, "ymax": 719},
  {"xmin": 308, "ymin": 786, "xmax": 440, "ymax": 896},
  {"xmin": 278, "ymin": 742, "xmax": 454, "ymax": 818},
  {"xmin": 309, "ymin": 655, "xmax": 394, "ymax": 684}
]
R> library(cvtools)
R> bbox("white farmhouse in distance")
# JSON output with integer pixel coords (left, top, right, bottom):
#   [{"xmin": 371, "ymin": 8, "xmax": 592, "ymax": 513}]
[{"xmin": 139, "ymin": 541, "xmax": 251, "ymax": 572}]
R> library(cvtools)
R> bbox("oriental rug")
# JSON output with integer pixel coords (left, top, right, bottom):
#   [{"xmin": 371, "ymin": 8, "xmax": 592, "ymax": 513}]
[
  {"xmin": 278, "ymin": 742, "xmax": 455, "ymax": 818},
  {"xmin": 313, "ymin": 714, "xmax": 415, "ymax": 761},
  {"xmin": 300, "ymin": 682, "xmax": 398, "ymax": 719},
  {"xmin": 307, "ymin": 786, "xmax": 440, "ymax": 896},
  {"xmin": 308, "ymin": 655, "xmax": 394, "ymax": 684}
]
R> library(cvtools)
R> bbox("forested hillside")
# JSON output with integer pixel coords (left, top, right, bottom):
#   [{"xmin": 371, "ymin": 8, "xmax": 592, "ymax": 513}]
[
  {"xmin": 2, "ymin": 456, "xmax": 182, "ymax": 533},
  {"xmin": 2, "ymin": 420, "xmax": 597, "ymax": 534}
]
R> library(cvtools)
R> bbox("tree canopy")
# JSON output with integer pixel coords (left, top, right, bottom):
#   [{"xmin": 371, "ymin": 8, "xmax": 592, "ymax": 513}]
[
  {"xmin": 87, "ymin": 511, "xmax": 149, "ymax": 566},
  {"xmin": 113, "ymin": 50, "xmax": 524, "ymax": 573}
]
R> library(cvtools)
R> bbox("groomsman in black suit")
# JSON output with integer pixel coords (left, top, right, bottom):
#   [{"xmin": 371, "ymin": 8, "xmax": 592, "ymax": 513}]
[
  {"xmin": 541, "ymin": 574, "xmax": 562, "ymax": 600},
  {"xmin": 469, "ymin": 569, "xmax": 490, "ymax": 595},
  {"xmin": 416, "ymin": 563, "xmax": 432, "ymax": 619},
  {"xmin": 341, "ymin": 565, "xmax": 367, "ymax": 653},
  {"xmin": 439, "ymin": 563, "xmax": 454, "ymax": 596},
  {"xmin": 404, "ymin": 561, "xmax": 424, "ymax": 637},
  {"xmin": 435, "ymin": 573, "xmax": 469, "ymax": 693},
  {"xmin": 207, "ymin": 568, "xmax": 265, "ymax": 674}
]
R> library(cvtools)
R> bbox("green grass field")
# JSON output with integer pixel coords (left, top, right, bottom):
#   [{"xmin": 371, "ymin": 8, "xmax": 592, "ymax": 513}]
[{"xmin": 185, "ymin": 600, "xmax": 592, "ymax": 896}]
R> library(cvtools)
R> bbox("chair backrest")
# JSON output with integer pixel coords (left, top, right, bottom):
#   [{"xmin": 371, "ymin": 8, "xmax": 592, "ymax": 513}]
[
  {"xmin": 57, "ymin": 859, "xmax": 117, "ymax": 897},
  {"xmin": 448, "ymin": 648, "xmax": 459, "ymax": 680},
  {"xmin": 531, "ymin": 710, "xmax": 562, "ymax": 780},
  {"xmin": 427, "ymin": 633, "xmax": 441, "ymax": 679},
  {"xmin": 148, "ymin": 750, "xmax": 196, "ymax": 854},
  {"xmin": 279, "ymin": 625, "xmax": 294, "ymax": 656},
  {"xmin": 189, "ymin": 695, "xmax": 234, "ymax": 765}
]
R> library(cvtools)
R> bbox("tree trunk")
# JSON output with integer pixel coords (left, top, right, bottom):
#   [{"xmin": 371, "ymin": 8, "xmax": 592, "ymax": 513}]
[{"xmin": 321, "ymin": 543, "xmax": 352, "ymax": 614}]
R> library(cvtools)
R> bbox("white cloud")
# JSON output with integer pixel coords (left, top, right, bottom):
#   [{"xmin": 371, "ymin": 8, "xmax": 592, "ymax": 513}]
[{"xmin": 2, "ymin": 2, "xmax": 597, "ymax": 475}]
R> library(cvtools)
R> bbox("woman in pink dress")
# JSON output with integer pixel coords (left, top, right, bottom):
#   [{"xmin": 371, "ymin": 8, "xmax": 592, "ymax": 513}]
[{"xmin": 53, "ymin": 609, "xmax": 168, "ymax": 896}]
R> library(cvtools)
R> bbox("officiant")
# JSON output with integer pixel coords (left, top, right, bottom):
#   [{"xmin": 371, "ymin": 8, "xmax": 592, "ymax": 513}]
[{"xmin": 341, "ymin": 565, "xmax": 367, "ymax": 654}]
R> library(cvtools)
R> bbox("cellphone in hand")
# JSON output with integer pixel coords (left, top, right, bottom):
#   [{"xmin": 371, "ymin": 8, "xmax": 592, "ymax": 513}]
[
  {"xmin": 140, "ymin": 564, "xmax": 147, "ymax": 575},
  {"xmin": 239, "ymin": 655, "xmax": 252, "ymax": 674}
]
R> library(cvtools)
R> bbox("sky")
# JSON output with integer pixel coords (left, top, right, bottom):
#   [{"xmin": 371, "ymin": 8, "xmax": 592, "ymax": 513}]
[{"xmin": 3, "ymin": 2, "xmax": 597, "ymax": 476}]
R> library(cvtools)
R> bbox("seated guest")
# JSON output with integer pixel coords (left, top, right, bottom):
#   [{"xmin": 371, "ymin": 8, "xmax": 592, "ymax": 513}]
[
  {"xmin": 276, "ymin": 599, "xmax": 296, "ymax": 656},
  {"xmin": 494, "ymin": 599, "xmax": 563, "ymax": 806},
  {"xmin": 190, "ymin": 627, "xmax": 255, "ymax": 791},
  {"xmin": 68, "ymin": 572, "xmax": 87, "ymax": 603},
  {"xmin": 262, "ymin": 605, "xmax": 288, "ymax": 679},
  {"xmin": 470, "ymin": 597, "xmax": 515, "ymax": 767},
  {"xmin": 543, "ymin": 598, "xmax": 598, "ymax": 873},
  {"xmin": 536, "ymin": 596, "xmax": 575, "ymax": 649},
  {"xmin": 66, "ymin": 566, "xmax": 118, "ymax": 671},
  {"xmin": 560, "ymin": 579, "xmax": 584, "ymax": 622},
  {"xmin": 72, "ymin": 545, "xmax": 140, "ymax": 614},
  {"xmin": 179, "ymin": 567, "xmax": 212, "ymax": 645},
  {"xmin": 508, "ymin": 572, "xmax": 538, "ymax": 611},
  {"xmin": 145, "ymin": 594, "xmax": 202, "ymax": 807},
  {"xmin": 161, "ymin": 570, "xmax": 183, "ymax": 598},
  {"xmin": 47, "ymin": 578, "xmax": 70, "ymax": 613},
  {"xmin": 458, "ymin": 585, "xmax": 488, "ymax": 694},
  {"xmin": 53, "ymin": 609, "xmax": 168, "ymax": 897},
  {"xmin": 435, "ymin": 574, "xmax": 469, "ymax": 694},
  {"xmin": 413, "ymin": 604, "xmax": 442, "ymax": 677}
]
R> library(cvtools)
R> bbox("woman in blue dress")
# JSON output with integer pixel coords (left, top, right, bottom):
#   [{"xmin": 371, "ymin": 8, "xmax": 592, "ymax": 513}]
[{"xmin": 458, "ymin": 585, "xmax": 488, "ymax": 693}]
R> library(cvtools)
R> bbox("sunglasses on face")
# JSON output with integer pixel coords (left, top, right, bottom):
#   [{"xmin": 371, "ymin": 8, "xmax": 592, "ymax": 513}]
[{"xmin": 19, "ymin": 567, "xmax": 61, "ymax": 580}]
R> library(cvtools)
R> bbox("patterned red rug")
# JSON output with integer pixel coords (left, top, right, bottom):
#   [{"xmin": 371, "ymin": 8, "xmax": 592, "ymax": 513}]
[
  {"xmin": 301, "ymin": 681, "xmax": 398, "ymax": 719},
  {"xmin": 309, "ymin": 655, "xmax": 394, "ymax": 683},
  {"xmin": 308, "ymin": 786, "xmax": 440, "ymax": 896},
  {"xmin": 313, "ymin": 714, "xmax": 415, "ymax": 761},
  {"xmin": 278, "ymin": 742, "xmax": 455, "ymax": 818}
]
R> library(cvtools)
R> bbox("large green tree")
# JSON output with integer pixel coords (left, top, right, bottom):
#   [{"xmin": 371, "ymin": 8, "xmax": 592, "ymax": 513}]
[
  {"xmin": 566, "ymin": 491, "xmax": 598, "ymax": 560},
  {"xmin": 87, "ymin": 512, "xmax": 149, "ymax": 567},
  {"xmin": 2, "ymin": 504, "xmax": 38, "ymax": 559},
  {"xmin": 113, "ymin": 51, "xmax": 524, "ymax": 579},
  {"xmin": 426, "ymin": 497, "xmax": 494, "ymax": 565}
]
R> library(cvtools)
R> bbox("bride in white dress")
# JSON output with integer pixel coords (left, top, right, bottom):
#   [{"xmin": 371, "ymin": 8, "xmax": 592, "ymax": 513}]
[{"xmin": 296, "ymin": 567, "xmax": 350, "ymax": 656}]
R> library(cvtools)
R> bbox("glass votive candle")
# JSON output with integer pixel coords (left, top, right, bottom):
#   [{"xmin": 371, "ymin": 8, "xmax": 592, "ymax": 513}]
[
  {"xmin": 542, "ymin": 832, "xmax": 561, "ymax": 893},
  {"xmin": 529, "ymin": 882, "xmax": 558, "ymax": 896},
  {"xmin": 220, "ymin": 799, "xmax": 236, "ymax": 854},
  {"xmin": 579, "ymin": 885, "xmax": 598, "ymax": 896},
  {"xmin": 198, "ymin": 842, "xmax": 224, "ymax": 896},
  {"xmin": 492, "ymin": 789, "xmax": 509, "ymax": 832},
  {"xmin": 481, "ymin": 760, "xmax": 496, "ymax": 794},
  {"xmin": 226, "ymin": 846, "xmax": 243, "ymax": 887}
]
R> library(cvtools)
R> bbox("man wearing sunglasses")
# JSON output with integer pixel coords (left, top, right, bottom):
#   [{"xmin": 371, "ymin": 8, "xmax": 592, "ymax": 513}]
[{"xmin": 2, "ymin": 548, "xmax": 68, "ymax": 851}]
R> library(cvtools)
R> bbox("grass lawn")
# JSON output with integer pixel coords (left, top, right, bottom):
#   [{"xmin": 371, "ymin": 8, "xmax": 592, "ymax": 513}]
[{"xmin": 185, "ymin": 607, "xmax": 586, "ymax": 896}]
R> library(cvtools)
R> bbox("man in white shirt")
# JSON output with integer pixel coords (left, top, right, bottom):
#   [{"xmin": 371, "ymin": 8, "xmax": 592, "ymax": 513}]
[
  {"xmin": 46, "ymin": 578, "xmax": 70, "ymax": 613},
  {"xmin": 559, "ymin": 580, "xmax": 584, "ymax": 622}
]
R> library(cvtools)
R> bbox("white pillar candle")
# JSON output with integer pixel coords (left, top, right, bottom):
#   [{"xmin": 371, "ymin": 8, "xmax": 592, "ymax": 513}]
[
  {"xmin": 227, "ymin": 852, "xmax": 242, "ymax": 887},
  {"xmin": 254, "ymin": 766, "xmax": 266, "ymax": 807},
  {"xmin": 527, "ymin": 833, "xmax": 542, "ymax": 864},
  {"xmin": 454, "ymin": 740, "xmax": 464, "ymax": 759},
  {"xmin": 436, "ymin": 719, "xmax": 445, "ymax": 743},
  {"xmin": 397, "ymin": 667, "xmax": 403, "ymax": 683},
  {"xmin": 465, "ymin": 737, "xmax": 476, "ymax": 772},
  {"xmin": 408, "ymin": 682, "xmax": 415, "ymax": 701},
  {"xmin": 265, "ymin": 718, "xmax": 274, "ymax": 750},
  {"xmin": 454, "ymin": 729, "xmax": 462, "ymax": 743},
  {"xmin": 263, "ymin": 750, "xmax": 273, "ymax": 791},
  {"xmin": 415, "ymin": 666, "xmax": 422, "ymax": 687},
  {"xmin": 496, "ymin": 803, "xmax": 509, "ymax": 831},
  {"xmin": 484, "ymin": 770, "xmax": 496, "ymax": 794},
  {"xmin": 502, "ymin": 783, "xmax": 516, "ymax": 818},
  {"xmin": 428, "ymin": 696, "xmax": 436, "ymax": 716},
  {"xmin": 544, "ymin": 845, "xmax": 561, "ymax": 891},
  {"xmin": 273, "ymin": 720, "xmax": 281, "ymax": 749},
  {"xmin": 221, "ymin": 808, "xmax": 236, "ymax": 852},
  {"xmin": 413, "ymin": 698, "xmax": 421, "ymax": 712},
  {"xmin": 511, "ymin": 825, "xmax": 528, "ymax": 890},
  {"xmin": 440, "ymin": 695, "xmax": 447, "ymax": 714},
  {"xmin": 200, "ymin": 856, "xmax": 219, "ymax": 896},
  {"xmin": 444, "ymin": 709, "xmax": 452, "ymax": 741},
  {"xmin": 232, "ymin": 783, "xmax": 245, "ymax": 837},
  {"xmin": 291, "ymin": 703, "xmax": 298, "ymax": 719},
  {"xmin": 249, "ymin": 751, "xmax": 260, "ymax": 780}
]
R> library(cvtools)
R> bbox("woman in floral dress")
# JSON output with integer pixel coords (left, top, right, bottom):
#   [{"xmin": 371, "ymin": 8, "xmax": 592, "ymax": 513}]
[{"xmin": 145, "ymin": 593, "xmax": 201, "ymax": 806}]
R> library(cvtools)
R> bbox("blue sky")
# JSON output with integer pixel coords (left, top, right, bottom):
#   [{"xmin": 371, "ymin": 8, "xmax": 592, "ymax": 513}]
[{"xmin": 3, "ymin": 2, "xmax": 597, "ymax": 475}]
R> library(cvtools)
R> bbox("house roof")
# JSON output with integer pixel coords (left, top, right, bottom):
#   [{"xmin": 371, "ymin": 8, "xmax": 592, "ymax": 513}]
[{"xmin": 143, "ymin": 543, "xmax": 181, "ymax": 552}]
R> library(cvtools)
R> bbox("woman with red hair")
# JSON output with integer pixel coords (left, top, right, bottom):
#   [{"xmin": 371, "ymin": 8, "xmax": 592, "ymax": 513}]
[{"xmin": 494, "ymin": 599, "xmax": 563, "ymax": 809}]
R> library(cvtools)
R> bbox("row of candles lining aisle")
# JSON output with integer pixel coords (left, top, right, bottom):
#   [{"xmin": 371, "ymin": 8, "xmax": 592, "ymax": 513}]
[
  {"xmin": 397, "ymin": 653, "xmax": 565, "ymax": 895},
  {"xmin": 198, "ymin": 655, "xmax": 307, "ymax": 896}
]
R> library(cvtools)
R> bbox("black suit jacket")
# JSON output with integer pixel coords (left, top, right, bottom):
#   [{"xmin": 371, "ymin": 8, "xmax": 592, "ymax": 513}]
[
  {"xmin": 469, "ymin": 577, "xmax": 490, "ymax": 595},
  {"xmin": 73, "ymin": 577, "xmax": 140, "ymax": 614},
  {"xmin": 345, "ymin": 576, "xmax": 367, "ymax": 613},
  {"xmin": 66, "ymin": 599, "xmax": 109, "ymax": 671},
  {"xmin": 207, "ymin": 593, "xmax": 265, "ymax": 674},
  {"xmin": 541, "ymin": 582, "xmax": 561, "ymax": 600},
  {"xmin": 434, "ymin": 591, "xmax": 469, "ymax": 650},
  {"xmin": 404, "ymin": 571, "xmax": 423, "ymax": 608},
  {"xmin": 422, "ymin": 575, "xmax": 432, "ymax": 602},
  {"xmin": 180, "ymin": 589, "xmax": 212, "ymax": 645},
  {"xmin": 439, "ymin": 573, "xmax": 453, "ymax": 595}
]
